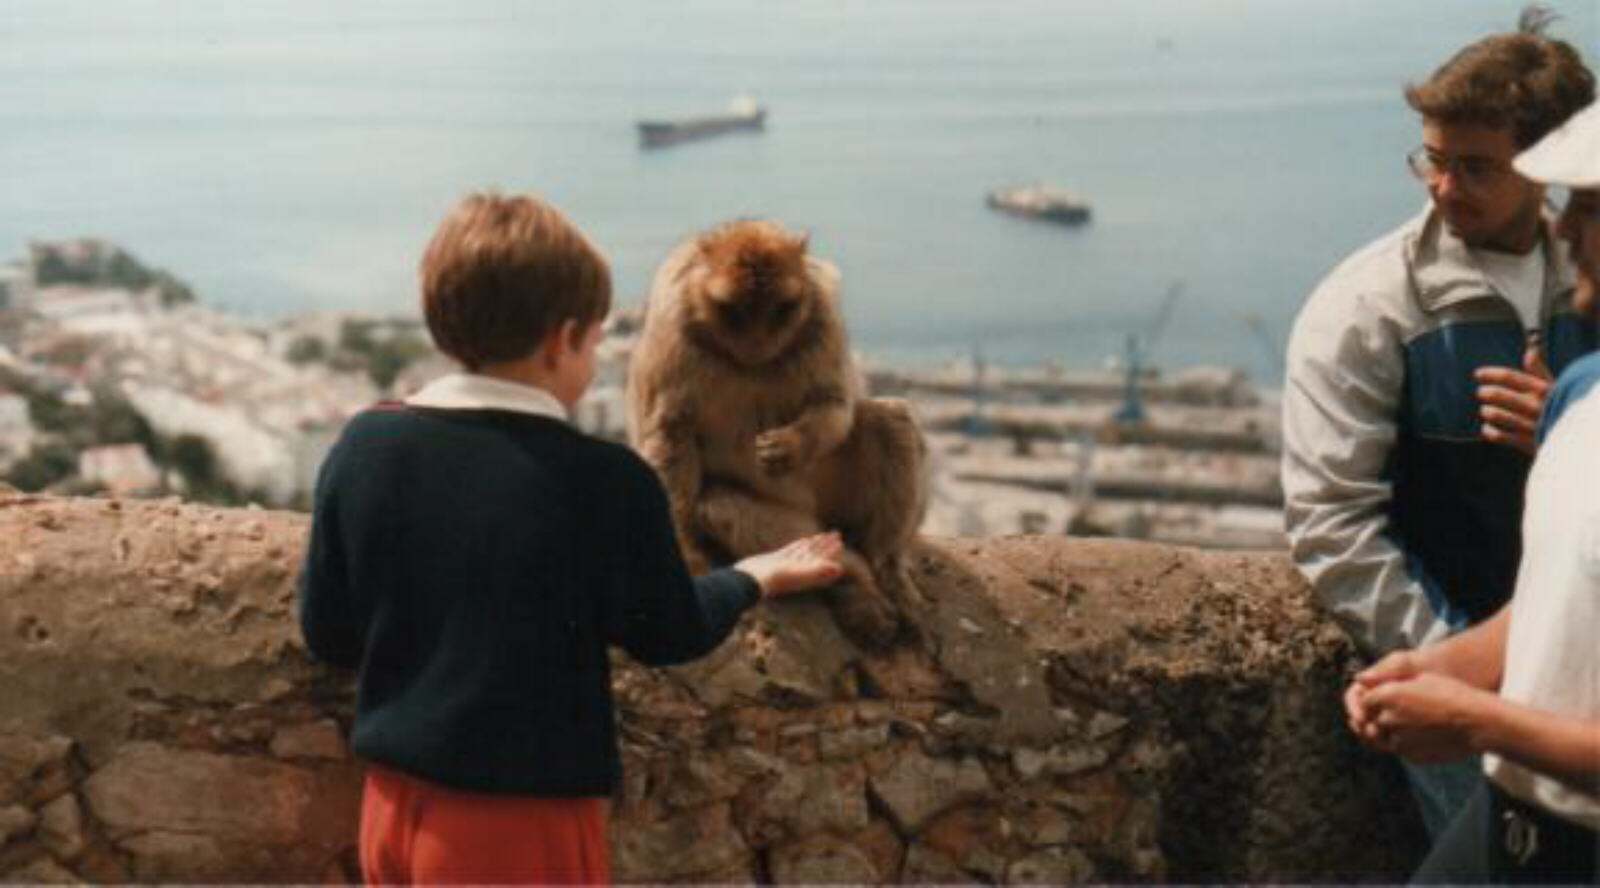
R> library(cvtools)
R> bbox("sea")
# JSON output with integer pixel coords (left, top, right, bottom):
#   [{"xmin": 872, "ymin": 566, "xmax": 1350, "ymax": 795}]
[{"xmin": 2, "ymin": 0, "xmax": 1596, "ymax": 382}]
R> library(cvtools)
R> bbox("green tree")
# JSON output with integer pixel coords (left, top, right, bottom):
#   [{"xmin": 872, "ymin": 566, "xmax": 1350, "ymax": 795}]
[
  {"xmin": 152, "ymin": 270, "xmax": 197, "ymax": 307},
  {"xmin": 6, "ymin": 440, "xmax": 77, "ymax": 492},
  {"xmin": 160, "ymin": 433, "xmax": 245, "ymax": 505},
  {"xmin": 166, "ymin": 434, "xmax": 218, "ymax": 488},
  {"xmin": 25, "ymin": 390, "xmax": 72, "ymax": 433},
  {"xmin": 366, "ymin": 336, "xmax": 431, "ymax": 390},
  {"xmin": 286, "ymin": 335, "xmax": 327, "ymax": 365},
  {"xmin": 340, "ymin": 319, "xmax": 375, "ymax": 354},
  {"xmin": 89, "ymin": 396, "xmax": 156, "ymax": 449}
]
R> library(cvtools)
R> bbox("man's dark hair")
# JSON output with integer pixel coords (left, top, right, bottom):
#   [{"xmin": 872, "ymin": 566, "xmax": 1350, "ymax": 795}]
[{"xmin": 1404, "ymin": 5, "xmax": 1595, "ymax": 148}]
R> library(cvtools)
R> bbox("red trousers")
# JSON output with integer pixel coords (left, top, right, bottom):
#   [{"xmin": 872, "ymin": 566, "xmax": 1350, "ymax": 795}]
[{"xmin": 359, "ymin": 764, "xmax": 611, "ymax": 885}]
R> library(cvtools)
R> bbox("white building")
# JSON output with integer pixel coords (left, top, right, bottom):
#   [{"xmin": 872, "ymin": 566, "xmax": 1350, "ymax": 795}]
[
  {"xmin": 0, "ymin": 393, "xmax": 34, "ymax": 470},
  {"xmin": 121, "ymin": 382, "xmax": 299, "ymax": 504},
  {"xmin": 78, "ymin": 444, "xmax": 162, "ymax": 495},
  {"xmin": 0, "ymin": 263, "xmax": 28, "ymax": 311},
  {"xmin": 574, "ymin": 383, "xmax": 627, "ymax": 442},
  {"xmin": 29, "ymin": 286, "xmax": 143, "ymax": 325}
]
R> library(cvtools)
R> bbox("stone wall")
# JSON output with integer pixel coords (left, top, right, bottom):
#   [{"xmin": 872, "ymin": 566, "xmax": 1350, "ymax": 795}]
[{"xmin": 0, "ymin": 493, "xmax": 1425, "ymax": 883}]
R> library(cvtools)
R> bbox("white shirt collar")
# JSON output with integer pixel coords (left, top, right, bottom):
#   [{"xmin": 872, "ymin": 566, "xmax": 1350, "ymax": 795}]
[{"xmin": 404, "ymin": 372, "xmax": 569, "ymax": 421}]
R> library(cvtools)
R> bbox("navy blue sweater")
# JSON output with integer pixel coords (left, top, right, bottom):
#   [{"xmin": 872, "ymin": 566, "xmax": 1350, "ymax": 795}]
[{"xmin": 298, "ymin": 404, "xmax": 760, "ymax": 796}]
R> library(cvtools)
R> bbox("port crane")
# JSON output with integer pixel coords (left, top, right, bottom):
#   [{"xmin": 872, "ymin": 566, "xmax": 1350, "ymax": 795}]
[
  {"xmin": 1241, "ymin": 310, "xmax": 1284, "ymax": 381},
  {"xmin": 1063, "ymin": 281, "xmax": 1184, "ymax": 536},
  {"xmin": 1111, "ymin": 281, "xmax": 1183, "ymax": 425}
]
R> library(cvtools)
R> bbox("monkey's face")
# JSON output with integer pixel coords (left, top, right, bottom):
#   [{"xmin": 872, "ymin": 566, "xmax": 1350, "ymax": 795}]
[{"xmin": 685, "ymin": 222, "xmax": 818, "ymax": 368}]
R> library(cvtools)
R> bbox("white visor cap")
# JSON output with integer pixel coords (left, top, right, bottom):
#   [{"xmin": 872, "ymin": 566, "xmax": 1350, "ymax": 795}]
[{"xmin": 1513, "ymin": 100, "xmax": 1600, "ymax": 188}]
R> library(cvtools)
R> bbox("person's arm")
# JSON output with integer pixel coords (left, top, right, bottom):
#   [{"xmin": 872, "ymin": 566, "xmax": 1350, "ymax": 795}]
[
  {"xmin": 1536, "ymin": 353, "xmax": 1600, "ymax": 446},
  {"xmin": 1344, "ymin": 604, "xmax": 1509, "ymax": 740},
  {"xmin": 1358, "ymin": 672, "xmax": 1600, "ymax": 795},
  {"xmin": 605, "ymin": 453, "xmax": 839, "ymax": 667},
  {"xmin": 733, "ymin": 535, "xmax": 844, "ymax": 598},
  {"xmin": 1466, "ymin": 697, "xmax": 1600, "ymax": 794},
  {"xmin": 297, "ymin": 439, "xmax": 361, "ymax": 669},
  {"xmin": 1364, "ymin": 604, "xmax": 1511, "ymax": 690},
  {"xmin": 1282, "ymin": 284, "xmax": 1457, "ymax": 655}
]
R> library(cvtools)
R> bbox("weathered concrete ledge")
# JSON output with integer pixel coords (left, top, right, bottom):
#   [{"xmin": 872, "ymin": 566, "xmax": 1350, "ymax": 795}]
[{"xmin": 0, "ymin": 494, "xmax": 1423, "ymax": 883}]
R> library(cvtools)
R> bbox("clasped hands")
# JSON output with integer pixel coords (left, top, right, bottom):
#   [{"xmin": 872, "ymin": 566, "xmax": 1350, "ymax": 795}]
[{"xmin": 1343, "ymin": 652, "xmax": 1491, "ymax": 764}]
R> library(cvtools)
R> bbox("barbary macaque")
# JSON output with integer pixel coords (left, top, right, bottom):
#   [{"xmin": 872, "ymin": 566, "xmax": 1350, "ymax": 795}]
[{"xmin": 626, "ymin": 220, "xmax": 927, "ymax": 646}]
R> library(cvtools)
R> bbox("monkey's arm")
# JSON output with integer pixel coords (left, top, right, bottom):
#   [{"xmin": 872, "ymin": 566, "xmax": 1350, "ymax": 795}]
[
  {"xmin": 603, "ymin": 450, "xmax": 763, "ymax": 666},
  {"xmin": 632, "ymin": 401, "xmax": 714, "ymax": 571},
  {"xmin": 755, "ymin": 257, "xmax": 858, "ymax": 475},
  {"xmin": 756, "ymin": 384, "xmax": 854, "ymax": 476}
]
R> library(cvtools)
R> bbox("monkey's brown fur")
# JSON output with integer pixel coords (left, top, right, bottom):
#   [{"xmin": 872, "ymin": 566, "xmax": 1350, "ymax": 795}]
[{"xmin": 627, "ymin": 220, "xmax": 927, "ymax": 647}]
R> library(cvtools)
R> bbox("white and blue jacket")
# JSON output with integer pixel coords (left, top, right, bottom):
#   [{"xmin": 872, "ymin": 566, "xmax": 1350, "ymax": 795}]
[{"xmin": 1283, "ymin": 205, "xmax": 1595, "ymax": 655}]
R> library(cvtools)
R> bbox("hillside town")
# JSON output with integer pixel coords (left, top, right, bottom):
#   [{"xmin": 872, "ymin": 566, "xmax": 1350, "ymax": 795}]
[
  {"xmin": 0, "ymin": 240, "xmax": 1283, "ymax": 548},
  {"xmin": 2, "ymin": 241, "xmax": 397, "ymax": 507}
]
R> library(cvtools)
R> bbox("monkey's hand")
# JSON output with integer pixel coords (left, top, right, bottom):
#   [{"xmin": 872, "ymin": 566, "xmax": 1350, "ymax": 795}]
[
  {"xmin": 680, "ymin": 542, "xmax": 712, "ymax": 577},
  {"xmin": 755, "ymin": 427, "xmax": 807, "ymax": 476},
  {"xmin": 669, "ymin": 503, "xmax": 714, "ymax": 574}
]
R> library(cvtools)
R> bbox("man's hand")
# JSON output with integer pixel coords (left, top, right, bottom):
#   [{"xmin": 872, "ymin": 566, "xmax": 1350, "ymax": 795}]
[
  {"xmin": 1359, "ymin": 673, "xmax": 1491, "ymax": 764},
  {"xmin": 1476, "ymin": 344, "xmax": 1551, "ymax": 455},
  {"xmin": 1354, "ymin": 649, "xmax": 1425, "ymax": 688},
  {"xmin": 1345, "ymin": 650, "xmax": 1424, "ymax": 742}
]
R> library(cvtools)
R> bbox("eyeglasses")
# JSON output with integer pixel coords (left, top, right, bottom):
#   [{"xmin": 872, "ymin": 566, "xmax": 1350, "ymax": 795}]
[{"xmin": 1406, "ymin": 148, "xmax": 1511, "ymax": 191}]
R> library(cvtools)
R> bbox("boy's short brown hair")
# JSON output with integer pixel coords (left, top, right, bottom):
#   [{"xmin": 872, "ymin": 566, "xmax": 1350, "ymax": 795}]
[
  {"xmin": 1404, "ymin": 23, "xmax": 1594, "ymax": 149},
  {"xmin": 421, "ymin": 193, "xmax": 612, "ymax": 371}
]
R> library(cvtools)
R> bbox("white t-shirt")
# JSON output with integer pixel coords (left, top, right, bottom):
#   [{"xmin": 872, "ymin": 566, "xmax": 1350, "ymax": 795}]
[
  {"xmin": 1474, "ymin": 245, "xmax": 1546, "ymax": 332},
  {"xmin": 1482, "ymin": 375, "xmax": 1600, "ymax": 830}
]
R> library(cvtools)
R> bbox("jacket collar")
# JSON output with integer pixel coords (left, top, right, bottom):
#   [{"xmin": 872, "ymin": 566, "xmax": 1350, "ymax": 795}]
[
  {"xmin": 404, "ymin": 373, "xmax": 569, "ymax": 421},
  {"xmin": 1406, "ymin": 202, "xmax": 1578, "ymax": 314}
]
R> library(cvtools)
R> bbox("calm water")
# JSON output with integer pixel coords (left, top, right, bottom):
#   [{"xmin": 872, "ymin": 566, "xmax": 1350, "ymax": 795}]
[{"xmin": 3, "ymin": 0, "xmax": 1596, "ymax": 381}]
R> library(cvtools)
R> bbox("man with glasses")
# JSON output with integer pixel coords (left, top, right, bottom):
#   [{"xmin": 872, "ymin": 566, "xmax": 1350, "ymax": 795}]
[
  {"xmin": 1345, "ymin": 100, "xmax": 1600, "ymax": 884},
  {"xmin": 1281, "ymin": 11, "xmax": 1594, "ymax": 841}
]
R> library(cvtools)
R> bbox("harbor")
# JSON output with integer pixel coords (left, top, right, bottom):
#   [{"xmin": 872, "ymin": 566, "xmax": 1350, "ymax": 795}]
[
  {"xmin": 878, "ymin": 354, "xmax": 1285, "ymax": 549},
  {"xmin": 592, "ymin": 306, "xmax": 1285, "ymax": 550}
]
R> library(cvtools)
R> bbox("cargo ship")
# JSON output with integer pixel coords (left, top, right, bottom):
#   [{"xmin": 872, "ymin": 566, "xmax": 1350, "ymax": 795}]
[
  {"xmin": 637, "ymin": 95, "xmax": 766, "ymax": 149},
  {"xmin": 986, "ymin": 184, "xmax": 1092, "ymax": 225}
]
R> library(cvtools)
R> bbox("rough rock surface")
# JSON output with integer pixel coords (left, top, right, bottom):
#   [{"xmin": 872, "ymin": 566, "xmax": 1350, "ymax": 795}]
[{"xmin": 0, "ymin": 493, "xmax": 1424, "ymax": 882}]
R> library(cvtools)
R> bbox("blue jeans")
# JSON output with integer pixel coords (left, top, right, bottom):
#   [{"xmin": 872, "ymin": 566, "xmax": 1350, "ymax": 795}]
[
  {"xmin": 1403, "ymin": 757, "xmax": 1482, "ymax": 840},
  {"xmin": 1414, "ymin": 781, "xmax": 1600, "ymax": 884}
]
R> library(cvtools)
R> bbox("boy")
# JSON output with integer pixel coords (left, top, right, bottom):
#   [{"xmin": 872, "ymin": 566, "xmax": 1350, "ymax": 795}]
[{"xmin": 298, "ymin": 193, "xmax": 845, "ymax": 884}]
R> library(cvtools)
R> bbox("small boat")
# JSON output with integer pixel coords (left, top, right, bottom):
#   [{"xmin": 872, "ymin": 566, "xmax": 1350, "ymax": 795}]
[
  {"xmin": 637, "ymin": 95, "xmax": 766, "ymax": 149},
  {"xmin": 985, "ymin": 184, "xmax": 1092, "ymax": 225}
]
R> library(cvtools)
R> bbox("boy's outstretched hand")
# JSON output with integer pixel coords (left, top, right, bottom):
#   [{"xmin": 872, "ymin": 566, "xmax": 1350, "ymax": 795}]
[{"xmin": 735, "ymin": 532, "xmax": 846, "ymax": 599}]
